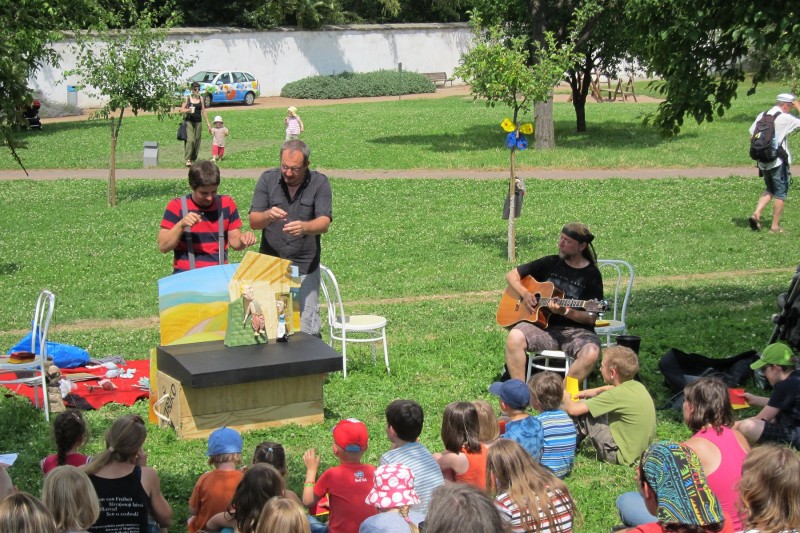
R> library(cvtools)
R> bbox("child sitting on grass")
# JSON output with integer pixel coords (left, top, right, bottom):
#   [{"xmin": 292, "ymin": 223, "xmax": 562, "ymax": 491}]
[
  {"xmin": 528, "ymin": 371, "xmax": 577, "ymax": 478},
  {"xmin": 252, "ymin": 441, "xmax": 301, "ymax": 504},
  {"xmin": 489, "ymin": 379, "xmax": 544, "ymax": 461},
  {"xmin": 434, "ymin": 401, "xmax": 487, "ymax": 490},
  {"xmin": 562, "ymin": 346, "xmax": 656, "ymax": 466},
  {"xmin": 187, "ymin": 427, "xmax": 244, "ymax": 533},
  {"xmin": 735, "ymin": 342, "xmax": 800, "ymax": 449},
  {"xmin": 380, "ymin": 400, "xmax": 444, "ymax": 515},
  {"xmin": 303, "ymin": 419, "xmax": 377, "ymax": 533},
  {"xmin": 41, "ymin": 410, "xmax": 90, "ymax": 475},
  {"xmin": 205, "ymin": 463, "xmax": 285, "ymax": 533},
  {"xmin": 473, "ymin": 400, "xmax": 501, "ymax": 448}
]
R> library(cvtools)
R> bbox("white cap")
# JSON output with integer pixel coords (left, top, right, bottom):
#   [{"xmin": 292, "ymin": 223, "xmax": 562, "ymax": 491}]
[
  {"xmin": 213, "ymin": 115, "xmax": 223, "ymax": 123},
  {"xmin": 777, "ymin": 94, "xmax": 796, "ymax": 103}
]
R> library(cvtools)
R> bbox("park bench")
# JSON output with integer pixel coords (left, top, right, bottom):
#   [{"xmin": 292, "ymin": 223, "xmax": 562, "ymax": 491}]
[{"xmin": 423, "ymin": 72, "xmax": 455, "ymax": 87}]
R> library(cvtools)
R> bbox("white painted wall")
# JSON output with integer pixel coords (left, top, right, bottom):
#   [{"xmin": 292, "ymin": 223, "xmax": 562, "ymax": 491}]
[{"xmin": 31, "ymin": 23, "xmax": 473, "ymax": 107}]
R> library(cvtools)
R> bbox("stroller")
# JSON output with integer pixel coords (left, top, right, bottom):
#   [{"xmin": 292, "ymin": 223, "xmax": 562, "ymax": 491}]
[{"xmin": 23, "ymin": 99, "xmax": 42, "ymax": 130}]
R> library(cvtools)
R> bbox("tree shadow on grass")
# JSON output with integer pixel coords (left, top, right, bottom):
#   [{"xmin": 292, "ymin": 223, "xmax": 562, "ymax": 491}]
[
  {"xmin": 117, "ymin": 179, "xmax": 188, "ymax": 202},
  {"xmin": 459, "ymin": 229, "xmax": 549, "ymax": 260},
  {"xmin": 368, "ymin": 120, "xmax": 699, "ymax": 153}
]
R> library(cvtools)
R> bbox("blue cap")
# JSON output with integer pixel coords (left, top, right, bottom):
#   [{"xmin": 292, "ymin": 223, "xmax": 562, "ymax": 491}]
[
  {"xmin": 207, "ymin": 427, "xmax": 243, "ymax": 456},
  {"xmin": 489, "ymin": 379, "xmax": 530, "ymax": 410}
]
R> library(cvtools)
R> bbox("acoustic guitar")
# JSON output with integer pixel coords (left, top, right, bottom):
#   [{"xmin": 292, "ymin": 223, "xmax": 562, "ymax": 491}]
[{"xmin": 496, "ymin": 276, "xmax": 608, "ymax": 329}]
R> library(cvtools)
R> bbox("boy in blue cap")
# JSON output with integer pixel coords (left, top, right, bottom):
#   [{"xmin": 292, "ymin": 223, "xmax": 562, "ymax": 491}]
[
  {"xmin": 187, "ymin": 427, "xmax": 243, "ymax": 533},
  {"xmin": 735, "ymin": 343, "xmax": 800, "ymax": 449},
  {"xmin": 489, "ymin": 379, "xmax": 544, "ymax": 461}
]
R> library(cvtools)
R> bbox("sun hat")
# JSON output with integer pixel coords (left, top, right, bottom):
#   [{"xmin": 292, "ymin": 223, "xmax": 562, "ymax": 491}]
[
  {"xmin": 213, "ymin": 115, "xmax": 223, "ymax": 123},
  {"xmin": 751, "ymin": 342, "xmax": 795, "ymax": 369},
  {"xmin": 489, "ymin": 379, "xmax": 530, "ymax": 410},
  {"xmin": 777, "ymin": 93, "xmax": 796, "ymax": 103},
  {"xmin": 365, "ymin": 463, "xmax": 420, "ymax": 509},
  {"xmin": 332, "ymin": 418, "xmax": 369, "ymax": 452},
  {"xmin": 206, "ymin": 427, "xmax": 243, "ymax": 456},
  {"xmin": 640, "ymin": 441, "xmax": 723, "ymax": 526},
  {"xmin": 287, "ymin": 106, "xmax": 298, "ymax": 116}
]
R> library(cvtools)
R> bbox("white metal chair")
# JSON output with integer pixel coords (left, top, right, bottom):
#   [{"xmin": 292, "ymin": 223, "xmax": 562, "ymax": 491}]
[
  {"xmin": 595, "ymin": 259, "xmax": 634, "ymax": 346},
  {"xmin": 525, "ymin": 259, "xmax": 633, "ymax": 383},
  {"xmin": 0, "ymin": 289, "xmax": 56, "ymax": 420},
  {"xmin": 319, "ymin": 265, "xmax": 389, "ymax": 379}
]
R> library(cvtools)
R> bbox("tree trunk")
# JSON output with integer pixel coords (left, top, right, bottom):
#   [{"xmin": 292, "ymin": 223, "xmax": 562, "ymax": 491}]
[
  {"xmin": 108, "ymin": 122, "xmax": 117, "ymax": 207},
  {"xmin": 508, "ymin": 148, "xmax": 517, "ymax": 262},
  {"xmin": 572, "ymin": 91, "xmax": 587, "ymax": 133},
  {"xmin": 534, "ymin": 97, "xmax": 555, "ymax": 149}
]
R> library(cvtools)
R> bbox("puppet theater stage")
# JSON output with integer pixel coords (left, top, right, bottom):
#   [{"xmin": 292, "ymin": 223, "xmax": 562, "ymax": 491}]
[{"xmin": 152, "ymin": 252, "xmax": 341, "ymax": 439}]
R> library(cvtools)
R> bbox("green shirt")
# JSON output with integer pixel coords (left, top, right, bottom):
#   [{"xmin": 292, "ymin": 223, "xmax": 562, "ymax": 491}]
[{"xmin": 585, "ymin": 380, "xmax": 656, "ymax": 465}]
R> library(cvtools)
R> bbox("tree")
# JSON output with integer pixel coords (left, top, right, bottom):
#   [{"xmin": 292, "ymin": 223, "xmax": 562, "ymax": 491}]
[
  {"xmin": 67, "ymin": 8, "xmax": 196, "ymax": 206},
  {"xmin": 625, "ymin": 0, "xmax": 800, "ymax": 135},
  {"xmin": 456, "ymin": 14, "xmax": 580, "ymax": 261},
  {"xmin": 1, "ymin": 0, "xmax": 103, "ymax": 171}
]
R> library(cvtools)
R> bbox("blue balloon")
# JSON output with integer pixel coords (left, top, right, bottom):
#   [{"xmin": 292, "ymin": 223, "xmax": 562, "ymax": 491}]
[
  {"xmin": 505, "ymin": 131, "xmax": 517, "ymax": 149},
  {"xmin": 516, "ymin": 134, "xmax": 528, "ymax": 150}
]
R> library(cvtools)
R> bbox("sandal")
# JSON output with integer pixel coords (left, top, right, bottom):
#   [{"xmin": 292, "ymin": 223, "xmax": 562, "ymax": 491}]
[
  {"xmin": 769, "ymin": 227, "xmax": 785, "ymax": 234},
  {"xmin": 748, "ymin": 215, "xmax": 761, "ymax": 231}
]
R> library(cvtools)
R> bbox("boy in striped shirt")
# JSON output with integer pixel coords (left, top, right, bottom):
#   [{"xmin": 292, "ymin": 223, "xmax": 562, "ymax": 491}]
[{"xmin": 528, "ymin": 371, "xmax": 577, "ymax": 478}]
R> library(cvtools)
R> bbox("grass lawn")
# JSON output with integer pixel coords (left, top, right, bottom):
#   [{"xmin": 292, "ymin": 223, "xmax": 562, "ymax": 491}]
[
  {"xmin": 1, "ymin": 78, "xmax": 798, "ymax": 532},
  {"xmin": 0, "ymin": 81, "xmax": 789, "ymax": 171}
]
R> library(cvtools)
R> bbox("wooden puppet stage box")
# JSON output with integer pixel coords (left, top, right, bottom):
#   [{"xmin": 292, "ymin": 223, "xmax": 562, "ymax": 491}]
[{"xmin": 155, "ymin": 333, "xmax": 341, "ymax": 439}]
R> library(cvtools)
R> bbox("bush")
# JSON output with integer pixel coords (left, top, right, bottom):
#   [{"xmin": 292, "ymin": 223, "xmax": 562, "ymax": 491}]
[{"xmin": 280, "ymin": 70, "xmax": 436, "ymax": 99}]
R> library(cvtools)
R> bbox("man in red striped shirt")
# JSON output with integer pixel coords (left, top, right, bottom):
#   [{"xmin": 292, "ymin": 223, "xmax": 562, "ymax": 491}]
[{"xmin": 159, "ymin": 160, "xmax": 256, "ymax": 273}]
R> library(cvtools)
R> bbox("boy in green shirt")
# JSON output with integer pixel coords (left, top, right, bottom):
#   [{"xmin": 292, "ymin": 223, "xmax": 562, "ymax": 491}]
[{"xmin": 562, "ymin": 345, "xmax": 655, "ymax": 465}]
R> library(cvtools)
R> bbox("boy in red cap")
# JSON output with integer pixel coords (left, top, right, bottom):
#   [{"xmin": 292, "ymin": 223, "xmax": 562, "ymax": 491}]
[{"xmin": 303, "ymin": 419, "xmax": 376, "ymax": 533}]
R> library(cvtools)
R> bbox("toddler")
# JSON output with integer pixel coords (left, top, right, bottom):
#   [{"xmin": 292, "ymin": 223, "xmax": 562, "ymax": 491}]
[
  {"xmin": 210, "ymin": 115, "xmax": 229, "ymax": 162},
  {"xmin": 285, "ymin": 106, "xmax": 304, "ymax": 140}
]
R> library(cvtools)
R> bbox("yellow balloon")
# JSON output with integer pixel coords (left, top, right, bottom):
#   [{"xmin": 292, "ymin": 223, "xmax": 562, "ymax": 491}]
[
  {"xmin": 500, "ymin": 118, "xmax": 516, "ymax": 132},
  {"xmin": 519, "ymin": 123, "xmax": 534, "ymax": 135}
]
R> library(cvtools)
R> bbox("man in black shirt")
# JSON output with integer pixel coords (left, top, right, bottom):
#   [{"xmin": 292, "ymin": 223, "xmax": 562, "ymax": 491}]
[
  {"xmin": 504, "ymin": 223, "xmax": 603, "ymax": 381},
  {"xmin": 249, "ymin": 140, "xmax": 332, "ymax": 335}
]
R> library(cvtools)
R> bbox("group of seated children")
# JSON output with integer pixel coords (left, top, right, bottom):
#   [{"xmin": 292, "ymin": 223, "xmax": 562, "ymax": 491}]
[{"xmin": 2, "ymin": 343, "xmax": 799, "ymax": 533}]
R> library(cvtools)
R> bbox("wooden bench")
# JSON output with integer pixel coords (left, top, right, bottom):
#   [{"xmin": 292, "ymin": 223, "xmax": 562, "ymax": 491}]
[{"xmin": 422, "ymin": 72, "xmax": 454, "ymax": 87}]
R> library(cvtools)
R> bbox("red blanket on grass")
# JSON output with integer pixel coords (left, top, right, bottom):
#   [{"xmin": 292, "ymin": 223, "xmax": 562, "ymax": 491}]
[{"xmin": 0, "ymin": 360, "xmax": 149, "ymax": 410}]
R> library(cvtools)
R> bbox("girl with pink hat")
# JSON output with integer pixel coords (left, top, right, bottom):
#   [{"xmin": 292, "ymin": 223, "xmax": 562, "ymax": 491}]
[{"xmin": 359, "ymin": 464, "xmax": 423, "ymax": 532}]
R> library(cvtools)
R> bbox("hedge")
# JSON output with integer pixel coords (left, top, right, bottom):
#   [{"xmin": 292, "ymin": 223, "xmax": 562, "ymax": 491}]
[{"xmin": 280, "ymin": 70, "xmax": 436, "ymax": 99}]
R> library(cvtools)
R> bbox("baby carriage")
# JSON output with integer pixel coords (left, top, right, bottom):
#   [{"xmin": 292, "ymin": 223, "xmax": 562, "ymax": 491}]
[{"xmin": 23, "ymin": 99, "xmax": 42, "ymax": 130}]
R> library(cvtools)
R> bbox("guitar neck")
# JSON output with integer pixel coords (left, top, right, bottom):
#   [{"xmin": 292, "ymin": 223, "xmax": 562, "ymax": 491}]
[{"xmin": 538, "ymin": 297, "xmax": 591, "ymax": 310}]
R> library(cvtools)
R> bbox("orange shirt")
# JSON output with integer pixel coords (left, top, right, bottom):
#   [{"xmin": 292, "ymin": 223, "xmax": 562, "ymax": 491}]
[{"xmin": 455, "ymin": 444, "xmax": 488, "ymax": 490}]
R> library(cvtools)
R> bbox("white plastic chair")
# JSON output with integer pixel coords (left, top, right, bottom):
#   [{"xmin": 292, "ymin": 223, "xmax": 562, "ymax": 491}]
[
  {"xmin": 525, "ymin": 259, "xmax": 633, "ymax": 383},
  {"xmin": 319, "ymin": 265, "xmax": 389, "ymax": 379},
  {"xmin": 595, "ymin": 259, "xmax": 634, "ymax": 346},
  {"xmin": 0, "ymin": 289, "xmax": 56, "ymax": 420}
]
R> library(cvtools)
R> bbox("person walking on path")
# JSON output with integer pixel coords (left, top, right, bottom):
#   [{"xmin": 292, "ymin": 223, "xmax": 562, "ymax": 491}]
[
  {"xmin": 285, "ymin": 106, "xmax": 304, "ymax": 141},
  {"xmin": 180, "ymin": 82, "xmax": 212, "ymax": 167},
  {"xmin": 749, "ymin": 93, "xmax": 800, "ymax": 233}
]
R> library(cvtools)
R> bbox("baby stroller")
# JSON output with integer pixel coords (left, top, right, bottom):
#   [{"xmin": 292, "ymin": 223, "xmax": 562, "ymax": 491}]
[{"xmin": 23, "ymin": 99, "xmax": 42, "ymax": 130}]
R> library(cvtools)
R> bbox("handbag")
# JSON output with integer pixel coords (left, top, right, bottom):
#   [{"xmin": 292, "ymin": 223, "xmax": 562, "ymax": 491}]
[{"xmin": 177, "ymin": 121, "xmax": 187, "ymax": 141}]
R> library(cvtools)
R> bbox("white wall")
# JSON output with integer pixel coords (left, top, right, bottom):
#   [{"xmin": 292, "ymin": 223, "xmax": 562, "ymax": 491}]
[{"xmin": 31, "ymin": 23, "xmax": 473, "ymax": 107}]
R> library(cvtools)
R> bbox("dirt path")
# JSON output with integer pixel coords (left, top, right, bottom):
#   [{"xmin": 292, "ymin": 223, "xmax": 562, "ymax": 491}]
[{"xmin": 10, "ymin": 267, "xmax": 789, "ymax": 336}]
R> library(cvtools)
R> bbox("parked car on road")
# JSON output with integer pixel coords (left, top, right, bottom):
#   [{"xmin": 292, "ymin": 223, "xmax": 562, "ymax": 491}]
[{"xmin": 185, "ymin": 70, "xmax": 261, "ymax": 107}]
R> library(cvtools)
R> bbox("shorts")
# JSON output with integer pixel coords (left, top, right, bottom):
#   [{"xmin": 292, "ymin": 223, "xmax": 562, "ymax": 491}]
[
  {"xmin": 763, "ymin": 163, "xmax": 791, "ymax": 200},
  {"xmin": 212, "ymin": 144, "xmax": 225, "ymax": 157},
  {"xmin": 758, "ymin": 421, "xmax": 800, "ymax": 449},
  {"xmin": 513, "ymin": 322, "xmax": 600, "ymax": 359}
]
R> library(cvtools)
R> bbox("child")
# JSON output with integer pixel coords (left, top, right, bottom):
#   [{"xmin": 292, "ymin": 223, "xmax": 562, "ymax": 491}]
[
  {"xmin": 252, "ymin": 441, "xmax": 301, "ymax": 504},
  {"xmin": 285, "ymin": 106, "xmax": 304, "ymax": 141},
  {"xmin": 256, "ymin": 496, "xmax": 311, "ymax": 533},
  {"xmin": 205, "ymin": 463, "xmax": 285, "ymax": 533},
  {"xmin": 360, "ymin": 463, "xmax": 424, "ymax": 532},
  {"xmin": 735, "ymin": 342, "xmax": 800, "ymax": 449},
  {"xmin": 738, "ymin": 444, "xmax": 800, "ymax": 532},
  {"xmin": 380, "ymin": 400, "xmax": 444, "ymax": 515},
  {"xmin": 0, "ymin": 492, "xmax": 58, "ymax": 533},
  {"xmin": 434, "ymin": 402, "xmax": 487, "ymax": 490},
  {"xmin": 489, "ymin": 379, "xmax": 544, "ymax": 461},
  {"xmin": 561, "ymin": 345, "xmax": 656, "ymax": 466},
  {"xmin": 41, "ymin": 465, "xmax": 100, "ymax": 533},
  {"xmin": 210, "ymin": 115, "xmax": 229, "ymax": 162},
  {"xmin": 41, "ymin": 409, "xmax": 90, "ymax": 475},
  {"xmin": 472, "ymin": 400, "xmax": 501, "ymax": 448},
  {"xmin": 303, "ymin": 418, "xmax": 377, "ymax": 533},
  {"xmin": 528, "ymin": 371, "xmax": 577, "ymax": 478},
  {"xmin": 486, "ymin": 439, "xmax": 576, "ymax": 533},
  {"xmin": 187, "ymin": 427, "xmax": 244, "ymax": 533}
]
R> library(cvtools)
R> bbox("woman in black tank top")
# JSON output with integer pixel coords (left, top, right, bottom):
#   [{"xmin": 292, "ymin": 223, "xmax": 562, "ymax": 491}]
[{"xmin": 180, "ymin": 82, "xmax": 211, "ymax": 167}]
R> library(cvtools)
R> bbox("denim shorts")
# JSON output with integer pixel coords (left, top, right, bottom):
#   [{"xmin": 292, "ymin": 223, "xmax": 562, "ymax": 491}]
[{"xmin": 764, "ymin": 163, "xmax": 791, "ymax": 200}]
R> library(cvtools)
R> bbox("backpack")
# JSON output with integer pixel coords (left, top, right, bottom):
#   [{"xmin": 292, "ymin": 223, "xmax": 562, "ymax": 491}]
[{"xmin": 750, "ymin": 110, "xmax": 788, "ymax": 163}]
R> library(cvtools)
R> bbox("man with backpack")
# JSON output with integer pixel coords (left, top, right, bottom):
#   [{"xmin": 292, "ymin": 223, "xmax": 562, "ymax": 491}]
[{"xmin": 748, "ymin": 93, "xmax": 800, "ymax": 233}]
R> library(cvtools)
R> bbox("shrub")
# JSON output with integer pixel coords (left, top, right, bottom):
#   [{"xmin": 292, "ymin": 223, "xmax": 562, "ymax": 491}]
[{"xmin": 280, "ymin": 70, "xmax": 435, "ymax": 99}]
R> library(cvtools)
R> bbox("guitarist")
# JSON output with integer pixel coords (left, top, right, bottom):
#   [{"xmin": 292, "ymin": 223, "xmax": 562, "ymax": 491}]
[{"xmin": 504, "ymin": 223, "xmax": 603, "ymax": 382}]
